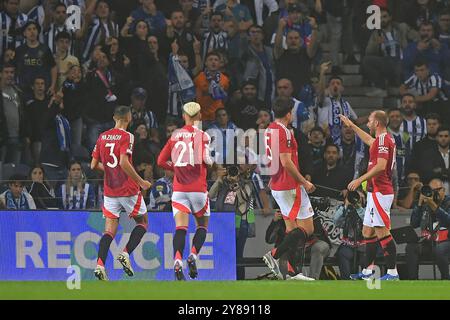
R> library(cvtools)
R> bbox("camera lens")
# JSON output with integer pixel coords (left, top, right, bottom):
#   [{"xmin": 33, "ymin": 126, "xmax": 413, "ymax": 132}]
[
  {"xmin": 421, "ymin": 185, "xmax": 433, "ymax": 197},
  {"xmin": 347, "ymin": 191, "xmax": 360, "ymax": 205}
]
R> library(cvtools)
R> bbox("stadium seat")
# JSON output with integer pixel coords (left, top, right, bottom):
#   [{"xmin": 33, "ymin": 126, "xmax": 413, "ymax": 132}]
[{"xmin": 71, "ymin": 145, "xmax": 91, "ymax": 162}]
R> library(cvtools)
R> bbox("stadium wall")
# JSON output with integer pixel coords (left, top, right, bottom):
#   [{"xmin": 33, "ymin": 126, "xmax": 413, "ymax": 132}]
[{"xmin": 0, "ymin": 211, "xmax": 236, "ymax": 281}]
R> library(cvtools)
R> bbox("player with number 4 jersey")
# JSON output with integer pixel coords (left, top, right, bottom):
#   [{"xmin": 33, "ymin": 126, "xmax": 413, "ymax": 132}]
[
  {"xmin": 158, "ymin": 102, "xmax": 213, "ymax": 281},
  {"xmin": 91, "ymin": 106, "xmax": 152, "ymax": 281},
  {"xmin": 340, "ymin": 111, "xmax": 399, "ymax": 281}
]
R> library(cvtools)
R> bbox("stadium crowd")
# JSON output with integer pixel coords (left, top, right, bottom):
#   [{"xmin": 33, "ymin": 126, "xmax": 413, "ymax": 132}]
[{"xmin": 0, "ymin": 0, "xmax": 450, "ymax": 280}]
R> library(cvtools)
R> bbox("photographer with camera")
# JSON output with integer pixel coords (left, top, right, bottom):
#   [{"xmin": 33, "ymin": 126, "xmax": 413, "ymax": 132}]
[
  {"xmin": 333, "ymin": 190, "xmax": 371, "ymax": 280},
  {"xmin": 209, "ymin": 164, "xmax": 259, "ymax": 280},
  {"xmin": 405, "ymin": 178, "xmax": 450, "ymax": 280}
]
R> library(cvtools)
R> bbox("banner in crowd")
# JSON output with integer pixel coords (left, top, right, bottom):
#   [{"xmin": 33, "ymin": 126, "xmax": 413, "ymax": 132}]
[
  {"xmin": 315, "ymin": 199, "xmax": 344, "ymax": 247},
  {"xmin": 0, "ymin": 211, "xmax": 236, "ymax": 281}
]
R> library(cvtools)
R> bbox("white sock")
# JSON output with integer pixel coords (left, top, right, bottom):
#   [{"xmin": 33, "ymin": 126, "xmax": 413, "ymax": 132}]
[
  {"xmin": 189, "ymin": 253, "xmax": 197, "ymax": 260},
  {"xmin": 174, "ymin": 259, "xmax": 183, "ymax": 268},
  {"xmin": 362, "ymin": 268, "xmax": 373, "ymax": 275},
  {"xmin": 387, "ymin": 269, "xmax": 398, "ymax": 276}
]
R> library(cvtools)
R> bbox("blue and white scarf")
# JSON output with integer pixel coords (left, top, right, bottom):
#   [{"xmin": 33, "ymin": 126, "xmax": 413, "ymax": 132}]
[
  {"xmin": 330, "ymin": 97, "xmax": 350, "ymax": 146},
  {"xmin": 168, "ymin": 53, "xmax": 196, "ymax": 103},
  {"xmin": 5, "ymin": 190, "xmax": 30, "ymax": 210},
  {"xmin": 62, "ymin": 183, "xmax": 90, "ymax": 210},
  {"xmin": 205, "ymin": 70, "xmax": 227, "ymax": 101},
  {"xmin": 55, "ymin": 114, "xmax": 71, "ymax": 152}
]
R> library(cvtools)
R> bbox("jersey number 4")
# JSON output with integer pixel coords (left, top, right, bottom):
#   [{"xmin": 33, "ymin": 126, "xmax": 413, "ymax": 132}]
[{"xmin": 105, "ymin": 143, "xmax": 118, "ymax": 168}]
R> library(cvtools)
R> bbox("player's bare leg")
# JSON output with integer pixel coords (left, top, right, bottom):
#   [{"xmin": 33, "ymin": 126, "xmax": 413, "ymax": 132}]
[
  {"xmin": 350, "ymin": 226, "xmax": 377, "ymax": 280},
  {"xmin": 173, "ymin": 211, "xmax": 190, "ymax": 280},
  {"xmin": 375, "ymin": 226, "xmax": 399, "ymax": 280},
  {"xmin": 187, "ymin": 216, "xmax": 209, "ymax": 279},
  {"xmin": 95, "ymin": 218, "xmax": 119, "ymax": 281},
  {"xmin": 117, "ymin": 214, "xmax": 149, "ymax": 277}
]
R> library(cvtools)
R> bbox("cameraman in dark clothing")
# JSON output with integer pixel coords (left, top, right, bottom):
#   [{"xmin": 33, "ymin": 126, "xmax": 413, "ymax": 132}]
[
  {"xmin": 209, "ymin": 164, "xmax": 258, "ymax": 280},
  {"xmin": 406, "ymin": 178, "xmax": 450, "ymax": 280},
  {"xmin": 334, "ymin": 190, "xmax": 367, "ymax": 280}
]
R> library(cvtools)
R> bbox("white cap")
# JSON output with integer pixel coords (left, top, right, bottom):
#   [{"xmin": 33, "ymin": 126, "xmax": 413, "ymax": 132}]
[{"xmin": 183, "ymin": 102, "xmax": 201, "ymax": 117}]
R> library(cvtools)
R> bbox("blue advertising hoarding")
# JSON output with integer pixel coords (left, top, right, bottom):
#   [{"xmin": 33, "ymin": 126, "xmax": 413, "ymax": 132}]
[{"xmin": 0, "ymin": 211, "xmax": 236, "ymax": 281}]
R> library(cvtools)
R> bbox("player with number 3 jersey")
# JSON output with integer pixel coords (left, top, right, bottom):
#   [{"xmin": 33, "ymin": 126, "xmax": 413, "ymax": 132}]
[
  {"xmin": 91, "ymin": 106, "xmax": 152, "ymax": 281},
  {"xmin": 158, "ymin": 102, "xmax": 213, "ymax": 281}
]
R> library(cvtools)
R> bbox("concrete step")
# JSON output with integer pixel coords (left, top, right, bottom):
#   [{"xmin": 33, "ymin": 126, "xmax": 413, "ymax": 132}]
[
  {"xmin": 321, "ymin": 53, "xmax": 362, "ymax": 66},
  {"xmin": 339, "ymin": 74, "xmax": 363, "ymax": 86},
  {"xmin": 325, "ymin": 64, "xmax": 361, "ymax": 75},
  {"xmin": 345, "ymin": 86, "xmax": 400, "ymax": 96},
  {"xmin": 346, "ymin": 96, "xmax": 399, "ymax": 110}
]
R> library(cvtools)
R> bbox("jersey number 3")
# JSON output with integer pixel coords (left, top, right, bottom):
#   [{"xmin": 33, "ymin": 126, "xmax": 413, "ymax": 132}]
[{"xmin": 105, "ymin": 143, "xmax": 118, "ymax": 168}]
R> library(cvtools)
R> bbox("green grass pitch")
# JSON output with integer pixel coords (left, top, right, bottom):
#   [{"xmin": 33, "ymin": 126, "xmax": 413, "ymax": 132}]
[{"xmin": 1, "ymin": 281, "xmax": 450, "ymax": 300}]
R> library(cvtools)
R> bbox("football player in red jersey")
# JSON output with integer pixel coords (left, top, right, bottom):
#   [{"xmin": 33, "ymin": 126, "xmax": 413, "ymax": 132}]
[
  {"xmin": 157, "ymin": 102, "xmax": 213, "ymax": 280},
  {"xmin": 340, "ymin": 111, "xmax": 399, "ymax": 281},
  {"xmin": 262, "ymin": 98, "xmax": 316, "ymax": 281},
  {"xmin": 91, "ymin": 105, "xmax": 152, "ymax": 281}
]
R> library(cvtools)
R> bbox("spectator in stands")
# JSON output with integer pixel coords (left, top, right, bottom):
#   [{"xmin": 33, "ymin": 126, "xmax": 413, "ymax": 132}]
[
  {"xmin": 27, "ymin": 165, "xmax": 57, "ymax": 209},
  {"xmin": 195, "ymin": 51, "xmax": 230, "ymax": 126},
  {"xmin": 209, "ymin": 164, "xmax": 257, "ymax": 280},
  {"xmin": 273, "ymin": 3, "xmax": 319, "ymax": 69},
  {"xmin": 338, "ymin": 123, "xmax": 366, "ymax": 180},
  {"xmin": 0, "ymin": 63, "xmax": 25, "ymax": 165},
  {"xmin": 0, "ymin": 0, "xmax": 28, "ymax": 59},
  {"xmin": 55, "ymin": 160, "xmax": 95, "ymax": 210},
  {"xmin": 134, "ymin": 153, "xmax": 155, "ymax": 201},
  {"xmin": 165, "ymin": 8, "xmax": 197, "ymax": 69},
  {"xmin": 400, "ymin": 94, "xmax": 427, "ymax": 149},
  {"xmin": 201, "ymin": 12, "xmax": 230, "ymax": 62},
  {"xmin": 333, "ymin": 190, "xmax": 366, "ymax": 280},
  {"xmin": 84, "ymin": 48, "xmax": 117, "ymax": 152},
  {"xmin": 0, "ymin": 174, "xmax": 36, "ymax": 210},
  {"xmin": 256, "ymin": 108, "xmax": 271, "ymax": 130},
  {"xmin": 2, "ymin": 48, "xmax": 15, "ymax": 64},
  {"xmin": 105, "ymin": 37, "xmax": 131, "ymax": 105},
  {"xmin": 243, "ymin": 24, "xmax": 275, "ymax": 106},
  {"xmin": 24, "ymin": 77, "xmax": 52, "ymax": 165},
  {"xmin": 167, "ymin": 35, "xmax": 201, "ymax": 121},
  {"xmin": 148, "ymin": 34, "xmax": 166, "ymax": 64},
  {"xmin": 397, "ymin": 171, "xmax": 422, "ymax": 209},
  {"xmin": 437, "ymin": 10, "xmax": 450, "ymax": 47},
  {"xmin": 400, "ymin": 60, "xmax": 449, "ymax": 123},
  {"xmin": 130, "ymin": 0, "xmax": 166, "ymax": 37},
  {"xmin": 227, "ymin": 79, "xmax": 265, "ymax": 131},
  {"xmin": 215, "ymin": 0, "xmax": 254, "ymax": 31},
  {"xmin": 388, "ymin": 108, "xmax": 412, "ymax": 185},
  {"xmin": 39, "ymin": 91, "xmax": 70, "ymax": 188},
  {"xmin": 312, "ymin": 143, "xmax": 353, "ymax": 198},
  {"xmin": 323, "ymin": 0, "xmax": 357, "ymax": 74},
  {"xmin": 15, "ymin": 20, "xmax": 57, "ymax": 98},
  {"xmin": 405, "ymin": 0, "xmax": 439, "ymax": 30},
  {"xmin": 363, "ymin": 7, "xmax": 409, "ymax": 98},
  {"xmin": 178, "ymin": 0, "xmax": 201, "ymax": 30},
  {"xmin": 129, "ymin": 87, "xmax": 158, "ymax": 133},
  {"xmin": 82, "ymin": 0, "xmax": 119, "ymax": 62},
  {"xmin": 308, "ymin": 126, "xmax": 325, "ymax": 167},
  {"xmin": 409, "ymin": 113, "xmax": 441, "ymax": 175},
  {"xmin": 55, "ymin": 31, "xmax": 80, "ymax": 91},
  {"xmin": 406, "ymin": 178, "xmax": 450, "ymax": 280},
  {"xmin": 43, "ymin": 2, "xmax": 92, "ymax": 55},
  {"xmin": 208, "ymin": 108, "xmax": 237, "ymax": 164},
  {"xmin": 403, "ymin": 21, "xmax": 450, "ymax": 79},
  {"xmin": 415, "ymin": 126, "xmax": 450, "ymax": 191},
  {"xmin": 61, "ymin": 64, "xmax": 86, "ymax": 149},
  {"xmin": 148, "ymin": 169, "xmax": 173, "ymax": 211},
  {"xmin": 274, "ymin": 27, "xmax": 313, "ymax": 95},
  {"xmin": 317, "ymin": 76, "xmax": 359, "ymax": 145},
  {"xmin": 133, "ymin": 123, "xmax": 159, "ymax": 165},
  {"xmin": 276, "ymin": 78, "xmax": 315, "ymax": 135}
]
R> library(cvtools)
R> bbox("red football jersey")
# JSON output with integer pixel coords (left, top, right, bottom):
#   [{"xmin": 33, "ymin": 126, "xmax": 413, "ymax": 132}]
[
  {"xmin": 157, "ymin": 125, "xmax": 211, "ymax": 192},
  {"xmin": 367, "ymin": 132, "xmax": 396, "ymax": 195},
  {"xmin": 265, "ymin": 121, "xmax": 299, "ymax": 191},
  {"xmin": 92, "ymin": 128, "xmax": 140, "ymax": 197}
]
